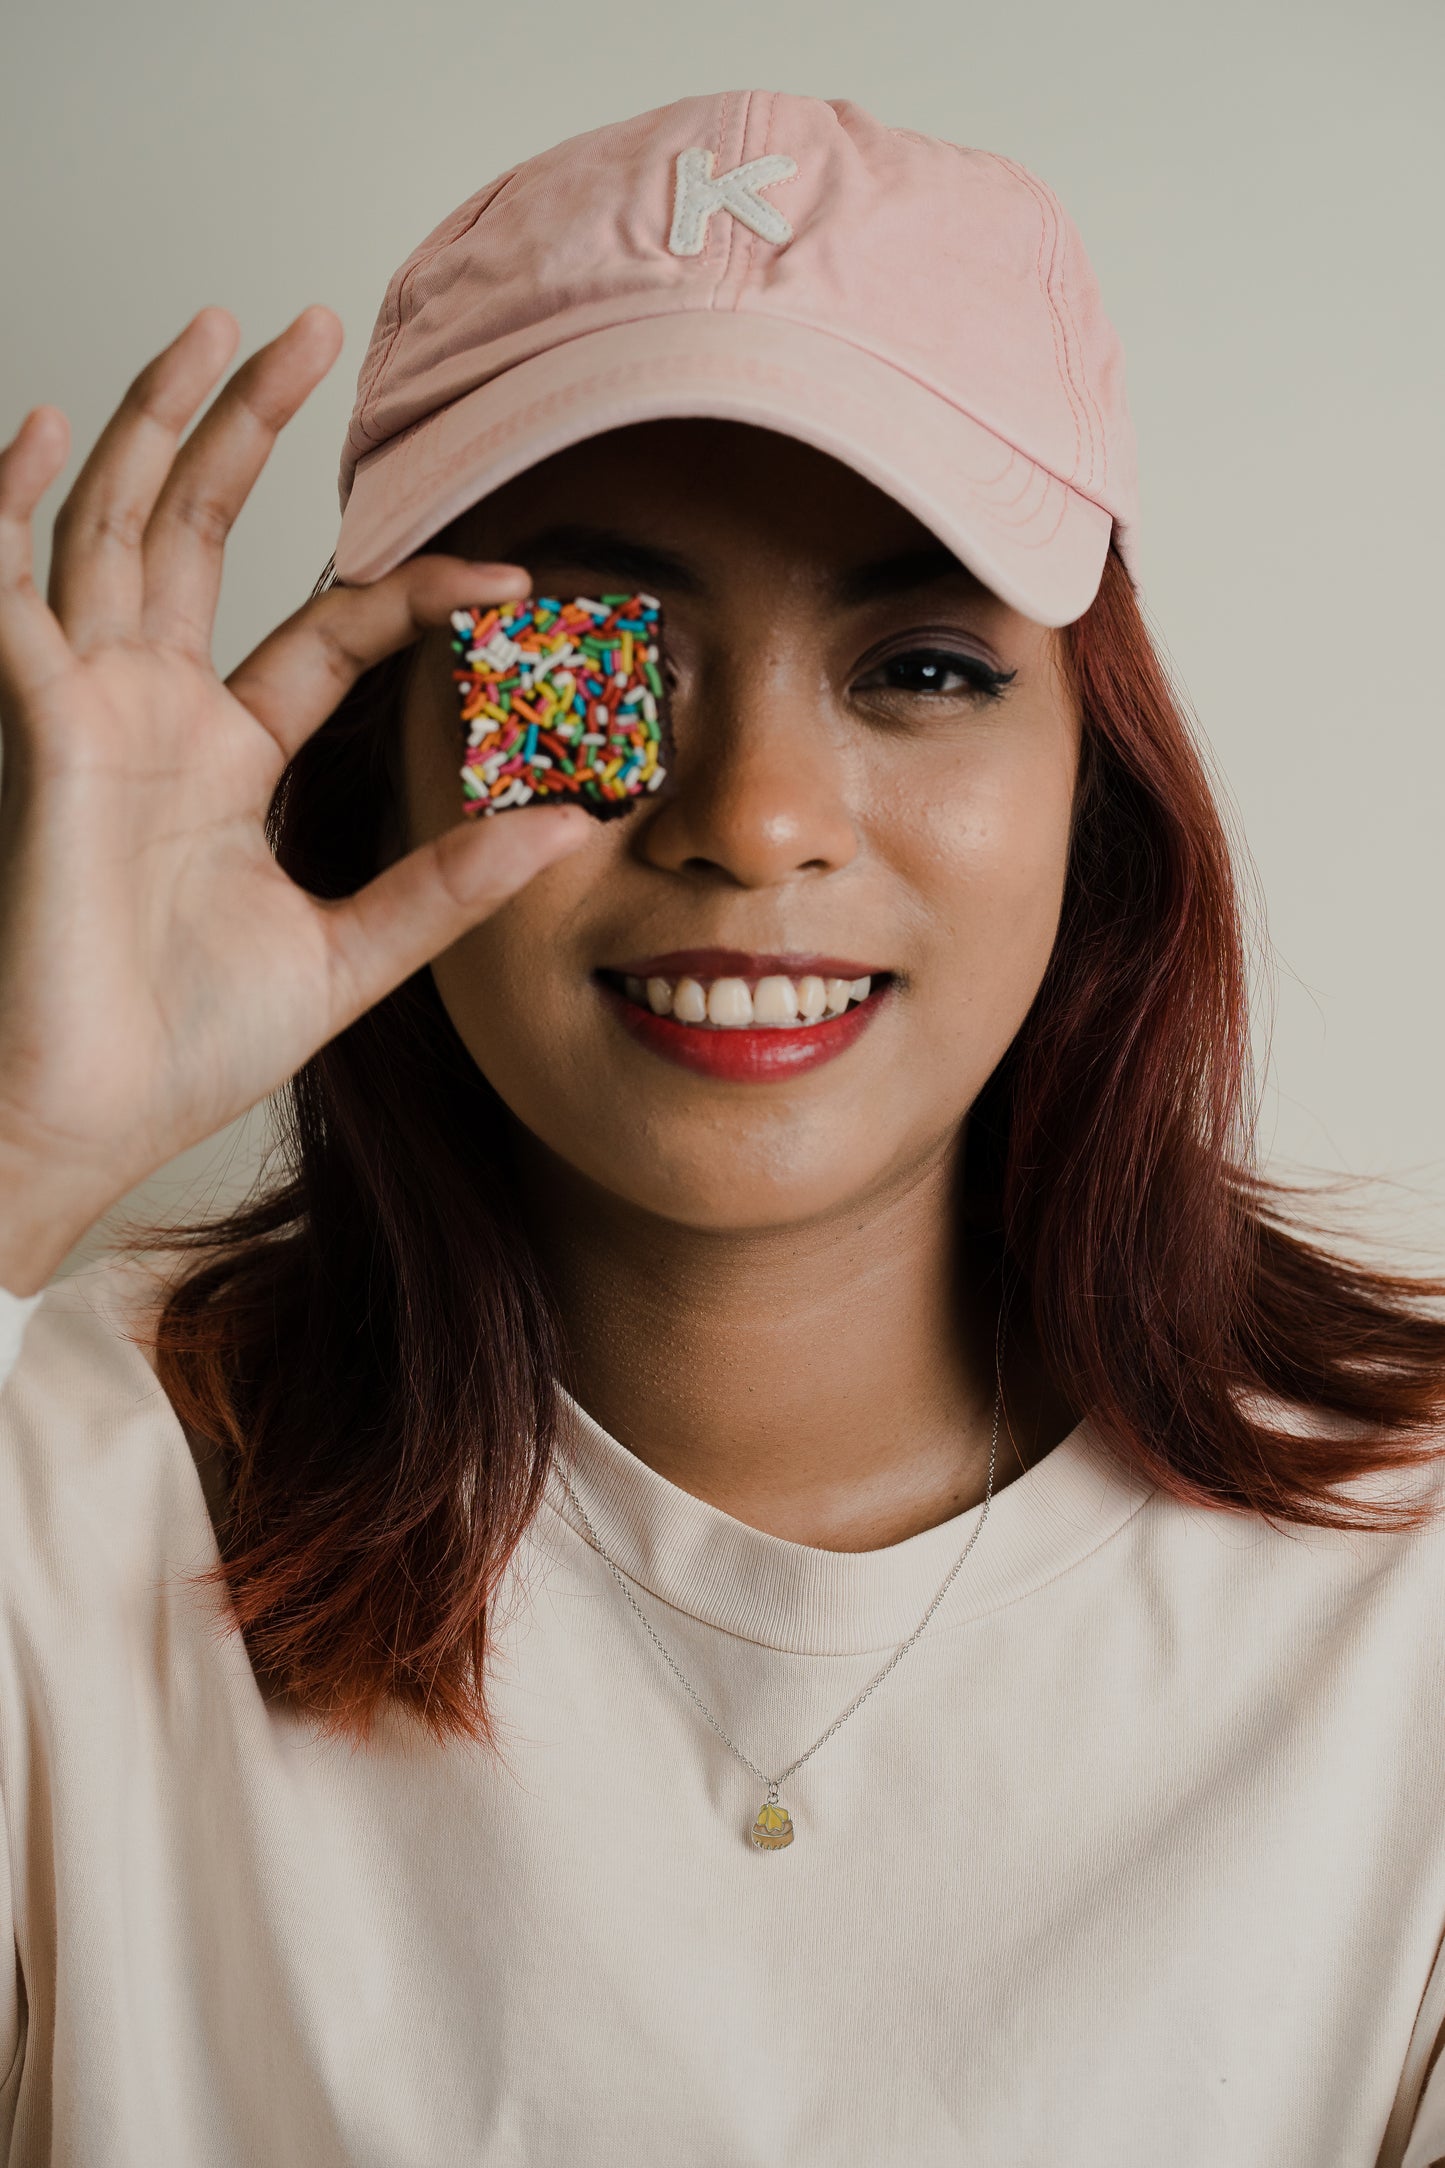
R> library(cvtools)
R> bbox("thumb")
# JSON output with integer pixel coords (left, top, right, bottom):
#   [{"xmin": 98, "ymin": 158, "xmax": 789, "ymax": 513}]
[{"xmin": 316, "ymin": 804, "xmax": 593, "ymax": 1034}]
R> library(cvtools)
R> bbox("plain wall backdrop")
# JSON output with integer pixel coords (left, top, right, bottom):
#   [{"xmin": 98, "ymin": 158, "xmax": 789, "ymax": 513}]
[{"xmin": 2, "ymin": 0, "xmax": 1441, "ymax": 1272}]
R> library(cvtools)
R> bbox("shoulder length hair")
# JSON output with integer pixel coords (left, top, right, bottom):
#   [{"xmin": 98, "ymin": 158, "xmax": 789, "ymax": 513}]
[{"xmin": 132, "ymin": 539, "xmax": 1445, "ymax": 1748}]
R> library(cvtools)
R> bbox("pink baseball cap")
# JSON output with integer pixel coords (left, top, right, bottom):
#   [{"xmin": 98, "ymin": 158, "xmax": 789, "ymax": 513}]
[{"xmin": 335, "ymin": 90, "xmax": 1138, "ymax": 628}]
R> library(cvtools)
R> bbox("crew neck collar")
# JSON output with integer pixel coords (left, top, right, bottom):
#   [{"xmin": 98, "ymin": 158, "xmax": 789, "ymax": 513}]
[{"xmin": 543, "ymin": 1392, "xmax": 1155, "ymax": 1656}]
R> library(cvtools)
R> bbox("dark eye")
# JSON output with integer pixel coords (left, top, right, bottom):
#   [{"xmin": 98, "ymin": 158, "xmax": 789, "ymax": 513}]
[{"xmin": 860, "ymin": 648, "xmax": 1016, "ymax": 700}]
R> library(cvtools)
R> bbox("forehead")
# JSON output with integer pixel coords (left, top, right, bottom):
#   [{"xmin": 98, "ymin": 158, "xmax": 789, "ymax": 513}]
[{"xmin": 436, "ymin": 418, "xmax": 988, "ymax": 597}]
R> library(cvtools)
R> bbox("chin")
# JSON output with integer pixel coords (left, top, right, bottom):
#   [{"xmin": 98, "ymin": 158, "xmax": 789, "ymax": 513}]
[{"xmin": 560, "ymin": 1119, "xmax": 909, "ymax": 1234}]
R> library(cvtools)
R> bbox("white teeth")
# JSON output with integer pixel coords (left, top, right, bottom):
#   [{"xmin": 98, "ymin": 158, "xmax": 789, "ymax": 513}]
[
  {"xmin": 620, "ymin": 970, "xmax": 878, "ymax": 1028},
  {"xmin": 752, "ymin": 975, "xmax": 799, "ymax": 1025},
  {"xmin": 672, "ymin": 976, "xmax": 708, "ymax": 1024},
  {"xmin": 707, "ymin": 977, "xmax": 754, "ymax": 1027}
]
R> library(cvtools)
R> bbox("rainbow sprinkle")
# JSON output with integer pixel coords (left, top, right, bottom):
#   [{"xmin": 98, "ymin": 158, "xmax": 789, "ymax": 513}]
[{"xmin": 450, "ymin": 593, "xmax": 669, "ymax": 819}]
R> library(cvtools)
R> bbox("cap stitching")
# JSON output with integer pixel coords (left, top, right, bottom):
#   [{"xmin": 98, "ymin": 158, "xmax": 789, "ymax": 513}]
[
  {"xmin": 707, "ymin": 91, "xmax": 730, "ymax": 303},
  {"xmin": 986, "ymin": 152, "xmax": 1084, "ymax": 487},
  {"xmin": 354, "ymin": 172, "xmax": 520, "ymax": 454},
  {"xmin": 349, "ymin": 310, "xmax": 1117, "ymax": 520},
  {"xmin": 991, "ymin": 153, "xmax": 1097, "ymax": 493},
  {"xmin": 743, "ymin": 90, "xmax": 774, "ymax": 302},
  {"xmin": 1030, "ymin": 169, "xmax": 1109, "ymax": 492},
  {"xmin": 710, "ymin": 89, "xmax": 743, "ymax": 306},
  {"xmin": 1013, "ymin": 155, "xmax": 1085, "ymax": 490},
  {"xmin": 1029, "ymin": 163, "xmax": 1101, "ymax": 491},
  {"xmin": 705, "ymin": 92, "xmax": 799, "ymax": 313}
]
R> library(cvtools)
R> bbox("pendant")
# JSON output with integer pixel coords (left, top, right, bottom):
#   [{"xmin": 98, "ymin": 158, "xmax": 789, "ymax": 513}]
[{"xmin": 749, "ymin": 1785, "xmax": 795, "ymax": 1850}]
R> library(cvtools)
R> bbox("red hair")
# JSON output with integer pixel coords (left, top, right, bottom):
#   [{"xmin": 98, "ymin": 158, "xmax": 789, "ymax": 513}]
[{"xmin": 132, "ymin": 541, "xmax": 1445, "ymax": 1748}]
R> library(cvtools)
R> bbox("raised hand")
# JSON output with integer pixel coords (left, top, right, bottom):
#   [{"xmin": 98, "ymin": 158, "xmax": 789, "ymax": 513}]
[{"xmin": 0, "ymin": 307, "xmax": 590, "ymax": 1295}]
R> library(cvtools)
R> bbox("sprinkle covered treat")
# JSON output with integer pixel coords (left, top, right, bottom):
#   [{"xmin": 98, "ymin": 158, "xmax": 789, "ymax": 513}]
[{"xmin": 451, "ymin": 593, "xmax": 670, "ymax": 819}]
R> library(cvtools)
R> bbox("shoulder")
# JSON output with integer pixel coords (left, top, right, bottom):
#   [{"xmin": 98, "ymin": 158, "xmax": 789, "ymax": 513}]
[
  {"xmin": 0, "ymin": 1248, "xmax": 218, "ymax": 1609},
  {"xmin": 1, "ymin": 1245, "xmax": 178, "ymax": 1436},
  {"xmin": 1128, "ymin": 1401, "xmax": 1445, "ymax": 1656}
]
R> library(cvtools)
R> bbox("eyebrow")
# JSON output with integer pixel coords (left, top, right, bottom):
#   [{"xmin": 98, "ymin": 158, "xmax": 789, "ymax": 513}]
[
  {"xmin": 502, "ymin": 524, "xmax": 702, "ymax": 597},
  {"xmin": 501, "ymin": 523, "xmax": 984, "ymax": 608},
  {"xmin": 833, "ymin": 544, "xmax": 983, "ymax": 608}
]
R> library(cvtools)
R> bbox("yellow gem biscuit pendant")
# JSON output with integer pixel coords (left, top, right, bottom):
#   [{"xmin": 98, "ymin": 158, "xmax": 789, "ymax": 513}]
[{"xmin": 750, "ymin": 1786, "xmax": 795, "ymax": 1850}]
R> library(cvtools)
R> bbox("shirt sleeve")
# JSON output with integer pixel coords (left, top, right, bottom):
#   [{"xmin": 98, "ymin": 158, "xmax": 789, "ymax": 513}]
[
  {"xmin": 0, "ymin": 1286, "xmax": 38, "ymax": 2143},
  {"xmin": 0, "ymin": 1288, "xmax": 44, "ymax": 1400}
]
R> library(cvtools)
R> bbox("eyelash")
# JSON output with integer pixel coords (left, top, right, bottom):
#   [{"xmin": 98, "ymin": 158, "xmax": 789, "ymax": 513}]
[
  {"xmin": 656, "ymin": 643, "xmax": 1016, "ymax": 703},
  {"xmin": 859, "ymin": 647, "xmax": 1017, "ymax": 702}
]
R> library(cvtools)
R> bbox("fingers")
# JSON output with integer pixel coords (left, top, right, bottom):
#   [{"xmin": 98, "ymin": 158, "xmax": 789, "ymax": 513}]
[
  {"xmin": 317, "ymin": 804, "xmax": 593, "ymax": 1037},
  {"xmin": 45, "ymin": 308, "xmax": 240, "ymax": 650},
  {"xmin": 0, "ymin": 407, "xmax": 76, "ymax": 709},
  {"xmin": 225, "ymin": 556, "xmax": 533, "ymax": 761},
  {"xmin": 141, "ymin": 307, "xmax": 343, "ymax": 655}
]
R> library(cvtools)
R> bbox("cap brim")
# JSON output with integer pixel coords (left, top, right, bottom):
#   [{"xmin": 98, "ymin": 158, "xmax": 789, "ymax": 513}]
[{"xmin": 335, "ymin": 310, "xmax": 1114, "ymax": 628}]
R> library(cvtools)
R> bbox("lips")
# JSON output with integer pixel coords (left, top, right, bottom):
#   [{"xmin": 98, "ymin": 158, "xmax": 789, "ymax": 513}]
[{"xmin": 592, "ymin": 939, "xmax": 897, "ymax": 1080}]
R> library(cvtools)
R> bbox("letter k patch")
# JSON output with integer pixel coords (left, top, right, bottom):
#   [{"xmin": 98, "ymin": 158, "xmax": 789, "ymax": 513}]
[{"xmin": 667, "ymin": 147, "xmax": 799, "ymax": 257}]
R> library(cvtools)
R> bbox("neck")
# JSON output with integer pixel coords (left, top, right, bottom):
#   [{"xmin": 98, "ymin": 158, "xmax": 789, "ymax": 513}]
[{"xmin": 512, "ymin": 1138, "xmax": 1068, "ymax": 1551}]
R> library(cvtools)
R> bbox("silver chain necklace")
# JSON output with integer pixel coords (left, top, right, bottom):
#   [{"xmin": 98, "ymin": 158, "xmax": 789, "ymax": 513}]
[{"xmin": 556, "ymin": 1318, "xmax": 1003, "ymax": 1852}]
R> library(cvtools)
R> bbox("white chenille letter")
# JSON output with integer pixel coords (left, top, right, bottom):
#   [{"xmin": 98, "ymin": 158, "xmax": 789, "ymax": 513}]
[{"xmin": 667, "ymin": 148, "xmax": 799, "ymax": 257}]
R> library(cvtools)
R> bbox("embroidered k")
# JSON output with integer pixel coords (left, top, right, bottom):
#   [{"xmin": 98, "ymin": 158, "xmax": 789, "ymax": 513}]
[{"xmin": 667, "ymin": 148, "xmax": 799, "ymax": 258}]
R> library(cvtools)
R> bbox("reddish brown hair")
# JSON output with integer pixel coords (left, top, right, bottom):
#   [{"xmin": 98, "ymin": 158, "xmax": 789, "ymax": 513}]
[{"xmin": 134, "ymin": 541, "xmax": 1445, "ymax": 1748}]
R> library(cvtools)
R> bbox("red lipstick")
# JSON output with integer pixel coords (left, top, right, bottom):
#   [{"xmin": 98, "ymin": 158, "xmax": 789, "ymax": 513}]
[{"xmin": 595, "ymin": 976, "xmax": 891, "ymax": 1081}]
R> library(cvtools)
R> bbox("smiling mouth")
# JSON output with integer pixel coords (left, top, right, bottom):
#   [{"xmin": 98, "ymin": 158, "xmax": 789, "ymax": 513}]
[
  {"xmin": 592, "ymin": 950, "xmax": 895, "ymax": 1080},
  {"xmin": 596, "ymin": 967, "xmax": 887, "ymax": 1030}
]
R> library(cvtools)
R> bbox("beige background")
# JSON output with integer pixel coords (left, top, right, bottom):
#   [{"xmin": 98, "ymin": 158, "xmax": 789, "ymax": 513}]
[{"xmin": 2, "ymin": 0, "xmax": 1441, "ymax": 1272}]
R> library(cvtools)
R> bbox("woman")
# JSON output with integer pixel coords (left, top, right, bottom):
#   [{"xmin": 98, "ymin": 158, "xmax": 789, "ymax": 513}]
[{"xmin": 0, "ymin": 88, "xmax": 1443, "ymax": 2166}]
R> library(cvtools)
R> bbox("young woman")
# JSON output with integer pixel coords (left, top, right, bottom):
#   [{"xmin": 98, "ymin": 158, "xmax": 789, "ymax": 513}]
[{"xmin": 0, "ymin": 88, "xmax": 1443, "ymax": 2167}]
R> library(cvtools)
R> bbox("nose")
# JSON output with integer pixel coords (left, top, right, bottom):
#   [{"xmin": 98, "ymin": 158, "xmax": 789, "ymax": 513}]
[{"xmin": 637, "ymin": 655, "xmax": 860, "ymax": 889}]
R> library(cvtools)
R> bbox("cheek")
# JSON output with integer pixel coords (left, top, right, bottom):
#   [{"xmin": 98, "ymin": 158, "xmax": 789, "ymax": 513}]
[
  {"xmin": 400, "ymin": 653, "xmax": 606, "ymax": 1091},
  {"xmin": 428, "ymin": 853, "xmax": 597, "ymax": 1086},
  {"xmin": 877, "ymin": 743, "xmax": 1075, "ymax": 1041}
]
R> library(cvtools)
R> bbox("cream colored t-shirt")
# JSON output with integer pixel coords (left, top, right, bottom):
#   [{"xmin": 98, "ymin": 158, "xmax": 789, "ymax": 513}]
[{"xmin": 2, "ymin": 1254, "xmax": 1445, "ymax": 2166}]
